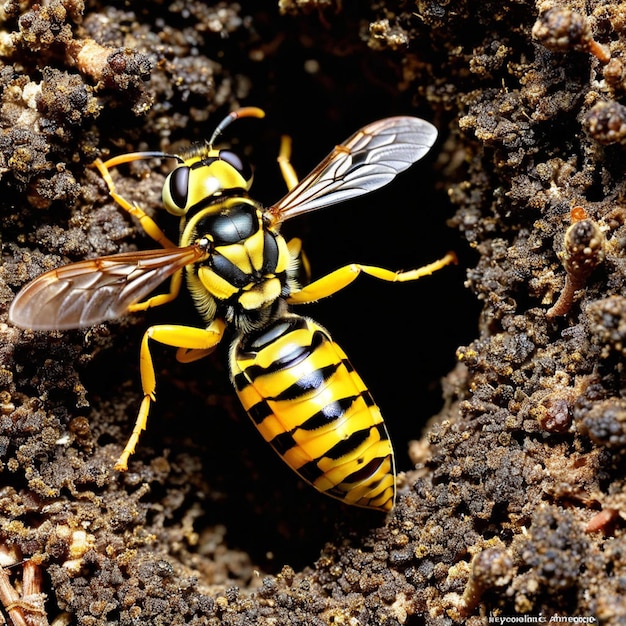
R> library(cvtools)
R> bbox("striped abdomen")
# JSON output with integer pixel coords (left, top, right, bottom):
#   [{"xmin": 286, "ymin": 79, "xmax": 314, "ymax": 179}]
[{"xmin": 230, "ymin": 313, "xmax": 395, "ymax": 511}]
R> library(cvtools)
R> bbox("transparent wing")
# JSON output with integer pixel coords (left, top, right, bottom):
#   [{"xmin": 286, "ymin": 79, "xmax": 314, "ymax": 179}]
[
  {"xmin": 268, "ymin": 116, "xmax": 437, "ymax": 222},
  {"xmin": 9, "ymin": 245, "xmax": 206, "ymax": 331}
]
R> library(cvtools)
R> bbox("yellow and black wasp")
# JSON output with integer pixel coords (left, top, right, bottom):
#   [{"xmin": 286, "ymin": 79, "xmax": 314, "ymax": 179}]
[{"xmin": 9, "ymin": 107, "xmax": 455, "ymax": 511}]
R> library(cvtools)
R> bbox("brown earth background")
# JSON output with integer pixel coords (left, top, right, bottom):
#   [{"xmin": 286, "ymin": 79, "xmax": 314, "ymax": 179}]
[{"xmin": 0, "ymin": 0, "xmax": 625, "ymax": 624}]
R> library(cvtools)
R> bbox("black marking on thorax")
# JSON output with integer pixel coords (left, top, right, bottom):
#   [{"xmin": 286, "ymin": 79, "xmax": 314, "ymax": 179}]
[{"xmin": 191, "ymin": 202, "xmax": 281, "ymax": 287}]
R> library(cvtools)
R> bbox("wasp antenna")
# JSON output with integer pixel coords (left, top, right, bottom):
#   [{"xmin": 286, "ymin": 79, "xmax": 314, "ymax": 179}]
[
  {"xmin": 100, "ymin": 151, "xmax": 183, "ymax": 169},
  {"xmin": 208, "ymin": 107, "xmax": 265, "ymax": 146},
  {"xmin": 139, "ymin": 151, "xmax": 184, "ymax": 163}
]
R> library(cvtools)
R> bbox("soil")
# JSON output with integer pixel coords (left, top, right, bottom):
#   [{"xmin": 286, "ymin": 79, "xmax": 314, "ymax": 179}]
[{"xmin": 1, "ymin": 1, "xmax": 625, "ymax": 624}]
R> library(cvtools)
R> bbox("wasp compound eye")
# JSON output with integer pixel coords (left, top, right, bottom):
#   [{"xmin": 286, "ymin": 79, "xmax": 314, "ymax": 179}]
[
  {"xmin": 219, "ymin": 150, "xmax": 252, "ymax": 182},
  {"xmin": 163, "ymin": 165, "xmax": 190, "ymax": 215}
]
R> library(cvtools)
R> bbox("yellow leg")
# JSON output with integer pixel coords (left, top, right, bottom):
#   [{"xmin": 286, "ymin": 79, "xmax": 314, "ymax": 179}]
[
  {"xmin": 277, "ymin": 135, "xmax": 299, "ymax": 191},
  {"xmin": 287, "ymin": 237, "xmax": 312, "ymax": 287},
  {"xmin": 176, "ymin": 346, "xmax": 218, "ymax": 363},
  {"xmin": 92, "ymin": 157, "xmax": 178, "ymax": 249},
  {"xmin": 287, "ymin": 251, "xmax": 457, "ymax": 304},
  {"xmin": 127, "ymin": 268, "xmax": 184, "ymax": 313},
  {"xmin": 114, "ymin": 319, "xmax": 226, "ymax": 471}
]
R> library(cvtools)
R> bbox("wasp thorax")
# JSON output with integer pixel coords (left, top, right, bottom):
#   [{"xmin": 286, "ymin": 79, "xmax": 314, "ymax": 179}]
[{"xmin": 195, "ymin": 203, "xmax": 259, "ymax": 245}]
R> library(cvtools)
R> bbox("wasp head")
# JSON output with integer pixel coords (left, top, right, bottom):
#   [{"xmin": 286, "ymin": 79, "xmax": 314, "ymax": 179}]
[
  {"xmin": 162, "ymin": 149, "xmax": 253, "ymax": 217},
  {"xmin": 162, "ymin": 107, "xmax": 265, "ymax": 217}
]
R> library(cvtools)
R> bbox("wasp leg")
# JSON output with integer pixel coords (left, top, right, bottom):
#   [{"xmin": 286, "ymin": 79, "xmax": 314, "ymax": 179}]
[
  {"xmin": 175, "ymin": 345, "xmax": 218, "ymax": 363},
  {"xmin": 126, "ymin": 268, "xmax": 184, "ymax": 313},
  {"xmin": 277, "ymin": 135, "xmax": 299, "ymax": 191},
  {"xmin": 286, "ymin": 237, "xmax": 312, "ymax": 288},
  {"xmin": 115, "ymin": 319, "xmax": 226, "ymax": 471},
  {"xmin": 287, "ymin": 251, "xmax": 457, "ymax": 304},
  {"xmin": 92, "ymin": 157, "xmax": 178, "ymax": 249}
]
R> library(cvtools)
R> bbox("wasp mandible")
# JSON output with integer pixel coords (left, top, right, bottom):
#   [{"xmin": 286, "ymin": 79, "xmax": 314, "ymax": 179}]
[{"xmin": 9, "ymin": 107, "xmax": 455, "ymax": 511}]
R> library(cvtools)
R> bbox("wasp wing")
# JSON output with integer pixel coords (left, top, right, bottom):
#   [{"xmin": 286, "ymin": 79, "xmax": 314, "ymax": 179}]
[
  {"xmin": 9, "ymin": 246, "xmax": 206, "ymax": 331},
  {"xmin": 268, "ymin": 116, "xmax": 437, "ymax": 222}
]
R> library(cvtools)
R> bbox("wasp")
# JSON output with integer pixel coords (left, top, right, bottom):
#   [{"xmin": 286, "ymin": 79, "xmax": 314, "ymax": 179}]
[{"xmin": 9, "ymin": 107, "xmax": 455, "ymax": 511}]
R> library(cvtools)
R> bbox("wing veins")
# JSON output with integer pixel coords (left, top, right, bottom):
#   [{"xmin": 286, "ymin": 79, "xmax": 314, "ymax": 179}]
[
  {"xmin": 269, "ymin": 116, "xmax": 437, "ymax": 222},
  {"xmin": 9, "ymin": 246, "xmax": 206, "ymax": 330}
]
